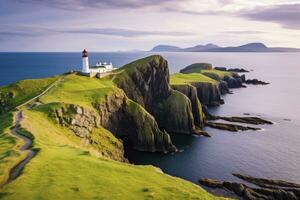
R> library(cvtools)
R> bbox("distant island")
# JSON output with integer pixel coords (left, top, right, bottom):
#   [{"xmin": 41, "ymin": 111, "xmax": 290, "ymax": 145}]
[{"xmin": 151, "ymin": 42, "xmax": 300, "ymax": 52}]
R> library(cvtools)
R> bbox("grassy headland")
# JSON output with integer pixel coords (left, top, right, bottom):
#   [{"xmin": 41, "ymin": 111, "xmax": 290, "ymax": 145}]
[{"xmin": 0, "ymin": 56, "xmax": 229, "ymax": 200}]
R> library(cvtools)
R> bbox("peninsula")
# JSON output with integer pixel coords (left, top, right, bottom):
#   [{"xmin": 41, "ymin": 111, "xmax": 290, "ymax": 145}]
[{"xmin": 0, "ymin": 54, "xmax": 275, "ymax": 199}]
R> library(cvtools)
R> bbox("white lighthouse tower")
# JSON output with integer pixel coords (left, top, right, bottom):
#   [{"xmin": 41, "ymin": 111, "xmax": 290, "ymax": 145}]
[{"xmin": 82, "ymin": 49, "xmax": 90, "ymax": 73}]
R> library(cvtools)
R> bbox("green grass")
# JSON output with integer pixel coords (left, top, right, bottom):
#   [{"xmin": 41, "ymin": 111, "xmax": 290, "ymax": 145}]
[
  {"xmin": 88, "ymin": 126, "xmax": 125, "ymax": 162},
  {"xmin": 170, "ymin": 73, "xmax": 217, "ymax": 85},
  {"xmin": 180, "ymin": 63, "xmax": 213, "ymax": 73},
  {"xmin": 200, "ymin": 69, "xmax": 233, "ymax": 79},
  {"xmin": 0, "ymin": 76, "xmax": 59, "ymax": 112},
  {"xmin": 40, "ymin": 73, "xmax": 122, "ymax": 111},
  {"xmin": 0, "ymin": 109, "xmax": 227, "ymax": 200},
  {"xmin": 115, "ymin": 55, "xmax": 162, "ymax": 75}
]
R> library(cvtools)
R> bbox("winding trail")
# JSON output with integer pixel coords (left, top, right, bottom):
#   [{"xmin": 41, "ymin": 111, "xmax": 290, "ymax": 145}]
[
  {"xmin": 5, "ymin": 77, "xmax": 64, "ymax": 184},
  {"xmin": 6, "ymin": 111, "xmax": 36, "ymax": 184},
  {"xmin": 16, "ymin": 77, "xmax": 62, "ymax": 110}
]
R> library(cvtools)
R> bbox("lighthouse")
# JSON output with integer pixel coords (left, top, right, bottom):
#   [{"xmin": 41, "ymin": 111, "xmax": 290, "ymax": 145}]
[{"xmin": 82, "ymin": 49, "xmax": 89, "ymax": 73}]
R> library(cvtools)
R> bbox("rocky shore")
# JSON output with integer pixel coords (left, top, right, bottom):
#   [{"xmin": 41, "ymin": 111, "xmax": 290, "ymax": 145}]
[
  {"xmin": 215, "ymin": 67, "xmax": 249, "ymax": 73},
  {"xmin": 199, "ymin": 173, "xmax": 300, "ymax": 200},
  {"xmin": 210, "ymin": 116, "xmax": 273, "ymax": 125},
  {"xmin": 244, "ymin": 79, "xmax": 269, "ymax": 85},
  {"xmin": 205, "ymin": 121, "xmax": 261, "ymax": 132}
]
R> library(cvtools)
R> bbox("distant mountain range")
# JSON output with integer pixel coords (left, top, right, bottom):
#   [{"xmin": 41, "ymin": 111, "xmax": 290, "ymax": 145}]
[{"xmin": 150, "ymin": 43, "xmax": 300, "ymax": 52}]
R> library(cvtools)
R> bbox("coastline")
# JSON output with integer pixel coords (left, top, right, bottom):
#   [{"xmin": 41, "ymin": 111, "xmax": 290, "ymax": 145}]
[{"xmin": 0, "ymin": 53, "xmax": 300, "ymax": 200}]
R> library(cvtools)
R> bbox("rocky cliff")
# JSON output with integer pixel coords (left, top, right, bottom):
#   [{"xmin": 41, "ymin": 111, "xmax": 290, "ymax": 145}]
[
  {"xmin": 202, "ymin": 71, "xmax": 243, "ymax": 89},
  {"xmin": 113, "ymin": 55, "xmax": 200, "ymax": 135},
  {"xmin": 52, "ymin": 90, "xmax": 176, "ymax": 154},
  {"xmin": 191, "ymin": 82, "xmax": 224, "ymax": 106},
  {"xmin": 171, "ymin": 84, "xmax": 205, "ymax": 128}
]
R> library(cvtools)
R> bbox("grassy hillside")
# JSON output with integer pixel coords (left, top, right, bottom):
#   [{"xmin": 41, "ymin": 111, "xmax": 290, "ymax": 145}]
[
  {"xmin": 170, "ymin": 73, "xmax": 217, "ymax": 85},
  {"xmin": 0, "ymin": 77, "xmax": 59, "ymax": 113},
  {"xmin": 40, "ymin": 73, "xmax": 122, "ymax": 111},
  {"xmin": 0, "ymin": 108, "xmax": 226, "ymax": 200}
]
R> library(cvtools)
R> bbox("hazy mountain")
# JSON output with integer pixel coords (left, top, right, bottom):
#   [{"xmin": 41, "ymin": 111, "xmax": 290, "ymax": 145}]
[
  {"xmin": 150, "ymin": 43, "xmax": 300, "ymax": 52},
  {"xmin": 151, "ymin": 45, "xmax": 182, "ymax": 52},
  {"xmin": 183, "ymin": 43, "xmax": 220, "ymax": 51}
]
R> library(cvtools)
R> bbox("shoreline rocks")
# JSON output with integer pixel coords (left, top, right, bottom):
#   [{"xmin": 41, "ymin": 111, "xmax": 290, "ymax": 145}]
[
  {"xmin": 214, "ymin": 67, "xmax": 249, "ymax": 73},
  {"xmin": 199, "ymin": 174, "xmax": 300, "ymax": 200},
  {"xmin": 244, "ymin": 79, "xmax": 269, "ymax": 85},
  {"xmin": 211, "ymin": 116, "xmax": 273, "ymax": 125},
  {"xmin": 205, "ymin": 121, "xmax": 261, "ymax": 132}
]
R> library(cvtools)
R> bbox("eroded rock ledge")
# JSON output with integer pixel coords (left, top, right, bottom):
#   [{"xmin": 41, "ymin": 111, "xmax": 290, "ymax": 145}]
[
  {"xmin": 206, "ymin": 121, "xmax": 261, "ymax": 132},
  {"xmin": 199, "ymin": 173, "xmax": 300, "ymax": 200},
  {"xmin": 210, "ymin": 116, "xmax": 273, "ymax": 125}
]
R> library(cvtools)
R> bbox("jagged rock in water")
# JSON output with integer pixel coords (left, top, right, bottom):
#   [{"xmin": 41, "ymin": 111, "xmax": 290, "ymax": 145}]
[
  {"xmin": 233, "ymin": 173, "xmax": 300, "ymax": 189},
  {"xmin": 199, "ymin": 178, "xmax": 223, "ymax": 188},
  {"xmin": 199, "ymin": 175, "xmax": 300, "ymax": 200},
  {"xmin": 245, "ymin": 79, "xmax": 269, "ymax": 85},
  {"xmin": 206, "ymin": 121, "xmax": 261, "ymax": 132},
  {"xmin": 211, "ymin": 116, "xmax": 273, "ymax": 125}
]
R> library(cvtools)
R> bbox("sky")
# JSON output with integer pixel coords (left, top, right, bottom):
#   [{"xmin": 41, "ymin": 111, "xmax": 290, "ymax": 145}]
[{"xmin": 0, "ymin": 0, "xmax": 300, "ymax": 51}]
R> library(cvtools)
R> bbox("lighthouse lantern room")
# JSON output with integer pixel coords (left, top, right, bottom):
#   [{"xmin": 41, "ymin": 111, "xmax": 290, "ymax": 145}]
[{"xmin": 82, "ymin": 49, "xmax": 90, "ymax": 73}]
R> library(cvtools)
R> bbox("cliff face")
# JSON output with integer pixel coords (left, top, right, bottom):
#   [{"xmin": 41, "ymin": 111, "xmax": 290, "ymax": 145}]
[
  {"xmin": 156, "ymin": 90, "xmax": 195, "ymax": 134},
  {"xmin": 191, "ymin": 82, "xmax": 224, "ymax": 106},
  {"xmin": 224, "ymin": 73, "xmax": 243, "ymax": 88},
  {"xmin": 114, "ymin": 55, "xmax": 199, "ymax": 135},
  {"xmin": 171, "ymin": 84, "xmax": 205, "ymax": 128},
  {"xmin": 114, "ymin": 55, "xmax": 170, "ymax": 112},
  {"xmin": 52, "ymin": 91, "xmax": 176, "ymax": 154},
  {"xmin": 202, "ymin": 71, "xmax": 243, "ymax": 89}
]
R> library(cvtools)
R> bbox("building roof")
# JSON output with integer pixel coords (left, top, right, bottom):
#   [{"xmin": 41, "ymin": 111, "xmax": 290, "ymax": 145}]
[{"xmin": 90, "ymin": 65, "xmax": 107, "ymax": 69}]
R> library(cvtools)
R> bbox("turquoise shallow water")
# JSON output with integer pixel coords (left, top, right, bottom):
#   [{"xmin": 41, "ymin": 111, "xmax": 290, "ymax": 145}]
[{"xmin": 1, "ymin": 52, "xmax": 300, "ymax": 186}]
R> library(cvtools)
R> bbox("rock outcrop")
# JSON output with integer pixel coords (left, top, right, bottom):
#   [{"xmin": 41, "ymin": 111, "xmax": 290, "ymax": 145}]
[
  {"xmin": 114, "ymin": 55, "xmax": 202, "ymax": 135},
  {"xmin": 171, "ymin": 84, "xmax": 205, "ymax": 128},
  {"xmin": 202, "ymin": 71, "xmax": 244, "ymax": 89},
  {"xmin": 206, "ymin": 121, "xmax": 261, "ymax": 132},
  {"xmin": 199, "ymin": 174, "xmax": 300, "ymax": 200},
  {"xmin": 224, "ymin": 73, "xmax": 244, "ymax": 88},
  {"xmin": 215, "ymin": 67, "xmax": 249, "ymax": 73},
  {"xmin": 191, "ymin": 82, "xmax": 224, "ymax": 106},
  {"xmin": 245, "ymin": 79, "xmax": 269, "ymax": 85},
  {"xmin": 52, "ymin": 91, "xmax": 176, "ymax": 153},
  {"xmin": 211, "ymin": 116, "xmax": 273, "ymax": 125}
]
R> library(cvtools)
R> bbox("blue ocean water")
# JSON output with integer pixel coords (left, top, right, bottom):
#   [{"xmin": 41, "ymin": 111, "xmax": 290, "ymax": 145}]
[{"xmin": 1, "ymin": 52, "xmax": 300, "ymax": 188}]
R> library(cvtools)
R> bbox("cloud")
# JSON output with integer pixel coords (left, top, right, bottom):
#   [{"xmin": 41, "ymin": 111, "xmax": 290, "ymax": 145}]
[
  {"xmin": 14, "ymin": 0, "xmax": 181, "ymax": 10},
  {"xmin": 0, "ymin": 25, "xmax": 55, "ymax": 37},
  {"xmin": 0, "ymin": 24, "xmax": 194, "ymax": 39},
  {"xmin": 66, "ymin": 28, "xmax": 194, "ymax": 37},
  {"xmin": 221, "ymin": 30, "xmax": 266, "ymax": 35},
  {"xmin": 240, "ymin": 3, "xmax": 300, "ymax": 30}
]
